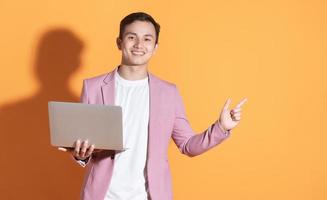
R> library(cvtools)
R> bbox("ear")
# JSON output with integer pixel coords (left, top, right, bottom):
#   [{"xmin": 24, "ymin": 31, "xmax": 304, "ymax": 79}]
[
  {"xmin": 152, "ymin": 43, "xmax": 159, "ymax": 55},
  {"xmin": 116, "ymin": 37, "xmax": 122, "ymax": 50}
]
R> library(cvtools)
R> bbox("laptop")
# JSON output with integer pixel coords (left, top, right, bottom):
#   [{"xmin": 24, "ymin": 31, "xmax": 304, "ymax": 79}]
[{"xmin": 48, "ymin": 101, "xmax": 124, "ymax": 150}]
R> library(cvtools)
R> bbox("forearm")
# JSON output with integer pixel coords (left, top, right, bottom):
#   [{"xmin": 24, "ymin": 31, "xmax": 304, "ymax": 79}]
[{"xmin": 180, "ymin": 120, "xmax": 230, "ymax": 157}]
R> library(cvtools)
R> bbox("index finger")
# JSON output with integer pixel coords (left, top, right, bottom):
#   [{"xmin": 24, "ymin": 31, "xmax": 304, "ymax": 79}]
[{"xmin": 235, "ymin": 98, "xmax": 247, "ymax": 108}]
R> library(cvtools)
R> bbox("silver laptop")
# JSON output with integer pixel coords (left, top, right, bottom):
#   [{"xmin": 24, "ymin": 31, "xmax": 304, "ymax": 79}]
[{"xmin": 48, "ymin": 101, "xmax": 124, "ymax": 150}]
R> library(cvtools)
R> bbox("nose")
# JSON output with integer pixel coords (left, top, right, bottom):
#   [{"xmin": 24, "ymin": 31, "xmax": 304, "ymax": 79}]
[{"xmin": 133, "ymin": 38, "xmax": 142, "ymax": 49}]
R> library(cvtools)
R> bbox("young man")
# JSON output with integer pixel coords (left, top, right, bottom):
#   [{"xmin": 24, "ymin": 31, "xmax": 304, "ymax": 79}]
[{"xmin": 59, "ymin": 12, "xmax": 247, "ymax": 200}]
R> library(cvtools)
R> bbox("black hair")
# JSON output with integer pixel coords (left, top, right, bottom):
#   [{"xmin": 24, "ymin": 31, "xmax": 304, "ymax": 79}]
[{"xmin": 119, "ymin": 12, "xmax": 160, "ymax": 44}]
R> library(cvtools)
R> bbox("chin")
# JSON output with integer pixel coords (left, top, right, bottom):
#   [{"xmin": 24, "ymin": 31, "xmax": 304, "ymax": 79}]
[
  {"xmin": 131, "ymin": 62, "xmax": 148, "ymax": 67},
  {"xmin": 128, "ymin": 59, "xmax": 150, "ymax": 66}
]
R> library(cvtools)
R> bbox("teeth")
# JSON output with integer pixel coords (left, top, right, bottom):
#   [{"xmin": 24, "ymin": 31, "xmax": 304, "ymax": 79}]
[{"xmin": 132, "ymin": 51, "xmax": 145, "ymax": 55}]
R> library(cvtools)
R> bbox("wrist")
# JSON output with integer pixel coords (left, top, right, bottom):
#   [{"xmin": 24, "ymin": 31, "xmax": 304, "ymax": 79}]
[
  {"xmin": 73, "ymin": 155, "xmax": 90, "ymax": 162},
  {"xmin": 218, "ymin": 120, "xmax": 228, "ymax": 132}
]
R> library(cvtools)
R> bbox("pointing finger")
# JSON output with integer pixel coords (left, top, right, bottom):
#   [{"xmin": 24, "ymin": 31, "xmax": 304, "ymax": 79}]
[{"xmin": 235, "ymin": 98, "xmax": 247, "ymax": 109}]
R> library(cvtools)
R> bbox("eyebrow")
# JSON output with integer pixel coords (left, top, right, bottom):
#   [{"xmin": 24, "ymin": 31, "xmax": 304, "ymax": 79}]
[{"xmin": 124, "ymin": 32, "xmax": 154, "ymax": 38}]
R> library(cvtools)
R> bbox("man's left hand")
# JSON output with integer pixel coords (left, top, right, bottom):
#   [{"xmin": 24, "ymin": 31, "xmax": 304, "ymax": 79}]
[{"xmin": 218, "ymin": 98, "xmax": 247, "ymax": 131}]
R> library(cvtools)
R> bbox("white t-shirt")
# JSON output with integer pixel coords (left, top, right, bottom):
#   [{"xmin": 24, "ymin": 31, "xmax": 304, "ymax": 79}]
[{"xmin": 104, "ymin": 70, "xmax": 150, "ymax": 200}]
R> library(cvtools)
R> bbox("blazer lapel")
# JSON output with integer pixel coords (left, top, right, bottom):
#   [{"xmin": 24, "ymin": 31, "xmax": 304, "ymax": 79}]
[
  {"xmin": 147, "ymin": 72, "xmax": 161, "ymax": 157},
  {"xmin": 99, "ymin": 69, "xmax": 117, "ymax": 159},
  {"xmin": 101, "ymin": 69, "xmax": 116, "ymax": 105}
]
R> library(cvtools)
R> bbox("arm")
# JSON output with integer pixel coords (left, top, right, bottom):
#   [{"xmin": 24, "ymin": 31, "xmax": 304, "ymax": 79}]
[
  {"xmin": 59, "ymin": 80, "xmax": 109, "ymax": 167},
  {"xmin": 73, "ymin": 80, "xmax": 112, "ymax": 167},
  {"xmin": 171, "ymin": 86, "xmax": 231, "ymax": 157},
  {"xmin": 72, "ymin": 80, "xmax": 92, "ymax": 167}
]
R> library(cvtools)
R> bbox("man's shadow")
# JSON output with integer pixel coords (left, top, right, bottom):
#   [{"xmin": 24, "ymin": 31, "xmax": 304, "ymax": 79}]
[{"xmin": 0, "ymin": 28, "xmax": 86, "ymax": 199}]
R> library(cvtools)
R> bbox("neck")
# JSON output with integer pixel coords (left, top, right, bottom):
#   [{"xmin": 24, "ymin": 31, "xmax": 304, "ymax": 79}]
[{"xmin": 117, "ymin": 64, "xmax": 148, "ymax": 80}]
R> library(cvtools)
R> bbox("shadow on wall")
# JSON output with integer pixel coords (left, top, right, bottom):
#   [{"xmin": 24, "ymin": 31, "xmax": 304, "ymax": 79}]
[{"xmin": 0, "ymin": 28, "xmax": 85, "ymax": 199}]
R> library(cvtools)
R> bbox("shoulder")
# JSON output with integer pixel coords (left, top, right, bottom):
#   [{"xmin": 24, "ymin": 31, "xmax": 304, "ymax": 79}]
[
  {"xmin": 83, "ymin": 70, "xmax": 115, "ymax": 87},
  {"xmin": 83, "ymin": 73, "xmax": 110, "ymax": 84},
  {"xmin": 149, "ymin": 72, "xmax": 177, "ymax": 91}
]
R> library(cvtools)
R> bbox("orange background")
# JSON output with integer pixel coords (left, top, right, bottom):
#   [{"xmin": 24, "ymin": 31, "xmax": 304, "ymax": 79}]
[{"xmin": 1, "ymin": 1, "xmax": 326, "ymax": 199}]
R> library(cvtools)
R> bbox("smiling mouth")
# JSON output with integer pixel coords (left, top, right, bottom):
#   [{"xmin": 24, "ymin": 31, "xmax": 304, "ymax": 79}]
[{"xmin": 131, "ymin": 51, "xmax": 145, "ymax": 56}]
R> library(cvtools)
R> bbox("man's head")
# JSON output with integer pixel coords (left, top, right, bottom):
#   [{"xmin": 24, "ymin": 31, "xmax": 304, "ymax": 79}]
[
  {"xmin": 119, "ymin": 12, "xmax": 160, "ymax": 44},
  {"xmin": 117, "ymin": 12, "xmax": 160, "ymax": 67}
]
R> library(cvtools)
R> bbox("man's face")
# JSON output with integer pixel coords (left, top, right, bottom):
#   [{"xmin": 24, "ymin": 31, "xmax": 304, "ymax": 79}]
[{"xmin": 117, "ymin": 20, "xmax": 158, "ymax": 67}]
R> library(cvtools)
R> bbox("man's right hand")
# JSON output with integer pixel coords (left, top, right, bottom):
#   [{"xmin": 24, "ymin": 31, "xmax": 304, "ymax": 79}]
[{"xmin": 58, "ymin": 139, "xmax": 98, "ymax": 161}]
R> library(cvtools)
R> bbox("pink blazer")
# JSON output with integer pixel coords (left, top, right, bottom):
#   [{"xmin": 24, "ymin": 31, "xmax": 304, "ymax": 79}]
[{"xmin": 79, "ymin": 67, "xmax": 230, "ymax": 200}]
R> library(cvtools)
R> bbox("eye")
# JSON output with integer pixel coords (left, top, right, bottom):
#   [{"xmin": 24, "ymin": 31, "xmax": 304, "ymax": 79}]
[
  {"xmin": 127, "ymin": 36, "xmax": 135, "ymax": 40},
  {"xmin": 144, "ymin": 38, "xmax": 152, "ymax": 42}
]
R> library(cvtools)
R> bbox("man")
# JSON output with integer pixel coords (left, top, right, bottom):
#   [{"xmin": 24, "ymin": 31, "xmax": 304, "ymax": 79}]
[{"xmin": 59, "ymin": 12, "xmax": 247, "ymax": 200}]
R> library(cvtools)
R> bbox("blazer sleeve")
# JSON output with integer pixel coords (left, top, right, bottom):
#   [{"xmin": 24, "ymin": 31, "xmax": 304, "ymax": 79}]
[{"xmin": 171, "ymin": 85, "xmax": 231, "ymax": 157}]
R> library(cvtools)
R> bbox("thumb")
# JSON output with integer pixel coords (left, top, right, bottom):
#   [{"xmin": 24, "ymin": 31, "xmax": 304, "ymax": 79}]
[
  {"xmin": 222, "ymin": 98, "xmax": 231, "ymax": 111},
  {"xmin": 58, "ymin": 147, "xmax": 68, "ymax": 152},
  {"xmin": 58, "ymin": 147, "xmax": 74, "ymax": 153}
]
